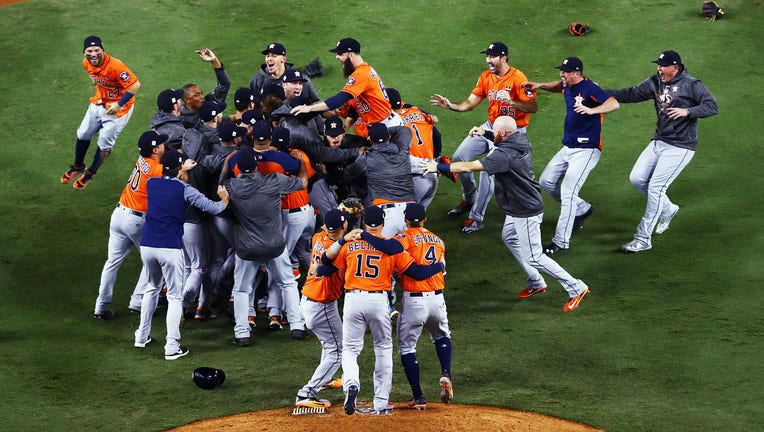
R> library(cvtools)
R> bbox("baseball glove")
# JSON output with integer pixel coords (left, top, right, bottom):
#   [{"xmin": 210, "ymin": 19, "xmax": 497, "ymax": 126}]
[
  {"xmin": 702, "ymin": 1, "xmax": 725, "ymax": 21},
  {"xmin": 303, "ymin": 57, "xmax": 323, "ymax": 78},
  {"xmin": 568, "ymin": 22, "xmax": 592, "ymax": 36},
  {"xmin": 339, "ymin": 197, "xmax": 364, "ymax": 219}
]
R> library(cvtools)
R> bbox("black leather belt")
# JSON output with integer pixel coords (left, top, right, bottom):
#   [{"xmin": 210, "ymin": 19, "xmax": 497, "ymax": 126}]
[
  {"xmin": 345, "ymin": 290, "xmax": 385, "ymax": 294},
  {"xmin": 407, "ymin": 290, "xmax": 443, "ymax": 297},
  {"xmin": 379, "ymin": 203, "xmax": 397, "ymax": 209},
  {"xmin": 288, "ymin": 206, "xmax": 307, "ymax": 213},
  {"xmin": 116, "ymin": 203, "xmax": 145, "ymax": 217}
]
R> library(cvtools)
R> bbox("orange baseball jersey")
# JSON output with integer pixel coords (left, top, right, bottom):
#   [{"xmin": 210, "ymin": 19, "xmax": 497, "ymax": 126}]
[
  {"xmin": 118, "ymin": 156, "xmax": 163, "ymax": 212},
  {"xmin": 333, "ymin": 234, "xmax": 415, "ymax": 292},
  {"xmin": 472, "ymin": 67, "xmax": 535, "ymax": 126},
  {"xmin": 342, "ymin": 62, "xmax": 393, "ymax": 126},
  {"xmin": 83, "ymin": 53, "xmax": 139, "ymax": 117},
  {"xmin": 396, "ymin": 105, "xmax": 436, "ymax": 159},
  {"xmin": 394, "ymin": 227, "xmax": 446, "ymax": 292},
  {"xmin": 281, "ymin": 149, "xmax": 310, "ymax": 209},
  {"xmin": 301, "ymin": 231, "xmax": 345, "ymax": 303}
]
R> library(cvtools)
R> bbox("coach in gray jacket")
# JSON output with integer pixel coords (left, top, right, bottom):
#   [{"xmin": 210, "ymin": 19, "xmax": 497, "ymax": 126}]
[{"xmin": 606, "ymin": 50, "xmax": 718, "ymax": 253}]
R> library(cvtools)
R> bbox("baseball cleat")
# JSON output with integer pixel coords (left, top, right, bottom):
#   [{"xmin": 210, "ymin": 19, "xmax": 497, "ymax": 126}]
[
  {"xmin": 544, "ymin": 242, "xmax": 567, "ymax": 255},
  {"xmin": 447, "ymin": 199, "xmax": 473, "ymax": 217},
  {"xmin": 621, "ymin": 239, "xmax": 652, "ymax": 253},
  {"xmin": 320, "ymin": 377, "xmax": 342, "ymax": 391},
  {"xmin": 461, "ymin": 218, "xmax": 485, "ymax": 234},
  {"xmin": 291, "ymin": 329, "xmax": 308, "ymax": 340},
  {"xmin": 268, "ymin": 315, "xmax": 283, "ymax": 330},
  {"xmin": 165, "ymin": 346, "xmax": 189, "ymax": 360},
  {"xmin": 247, "ymin": 315, "xmax": 256, "ymax": 328},
  {"xmin": 438, "ymin": 155, "xmax": 459, "ymax": 183},
  {"xmin": 73, "ymin": 171, "xmax": 94, "ymax": 190},
  {"xmin": 232, "ymin": 337, "xmax": 251, "ymax": 347},
  {"xmin": 518, "ymin": 287, "xmax": 547, "ymax": 299},
  {"xmin": 389, "ymin": 306, "xmax": 399, "ymax": 320},
  {"xmin": 344, "ymin": 385, "xmax": 359, "ymax": 415},
  {"xmin": 195, "ymin": 307, "xmax": 218, "ymax": 321},
  {"xmin": 572, "ymin": 206, "xmax": 593, "ymax": 231},
  {"xmin": 134, "ymin": 336, "xmax": 152, "ymax": 348},
  {"xmin": 655, "ymin": 204, "xmax": 679, "ymax": 234},
  {"xmin": 295, "ymin": 396, "xmax": 332, "ymax": 408},
  {"xmin": 94, "ymin": 310, "xmax": 115, "ymax": 320},
  {"xmin": 408, "ymin": 397, "xmax": 427, "ymax": 410},
  {"xmin": 439, "ymin": 376, "xmax": 454, "ymax": 403},
  {"xmin": 563, "ymin": 287, "xmax": 590, "ymax": 312},
  {"xmin": 61, "ymin": 164, "xmax": 86, "ymax": 183}
]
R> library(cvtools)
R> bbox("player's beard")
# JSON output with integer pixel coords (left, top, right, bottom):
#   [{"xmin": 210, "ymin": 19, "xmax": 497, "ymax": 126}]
[
  {"xmin": 87, "ymin": 53, "xmax": 104, "ymax": 67},
  {"xmin": 342, "ymin": 58, "xmax": 355, "ymax": 78}
]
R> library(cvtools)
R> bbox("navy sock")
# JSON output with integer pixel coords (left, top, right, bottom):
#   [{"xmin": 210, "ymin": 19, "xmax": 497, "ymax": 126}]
[
  {"xmin": 88, "ymin": 149, "xmax": 103, "ymax": 174},
  {"xmin": 74, "ymin": 139, "xmax": 90, "ymax": 167},
  {"xmin": 435, "ymin": 337, "xmax": 452, "ymax": 377},
  {"xmin": 400, "ymin": 353, "xmax": 423, "ymax": 398}
]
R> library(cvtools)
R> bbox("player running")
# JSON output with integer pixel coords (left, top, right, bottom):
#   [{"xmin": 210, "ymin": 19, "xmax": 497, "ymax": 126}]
[{"xmin": 61, "ymin": 36, "xmax": 141, "ymax": 190}]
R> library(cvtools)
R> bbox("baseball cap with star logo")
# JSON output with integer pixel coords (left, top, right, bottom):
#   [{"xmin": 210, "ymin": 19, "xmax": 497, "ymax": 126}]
[
  {"xmin": 555, "ymin": 57, "xmax": 584, "ymax": 72},
  {"xmin": 652, "ymin": 50, "xmax": 682, "ymax": 67},
  {"xmin": 481, "ymin": 42, "xmax": 508, "ymax": 56},
  {"xmin": 324, "ymin": 116, "xmax": 345, "ymax": 137},
  {"xmin": 282, "ymin": 68, "xmax": 308, "ymax": 83},
  {"xmin": 261, "ymin": 42, "xmax": 287, "ymax": 56}
]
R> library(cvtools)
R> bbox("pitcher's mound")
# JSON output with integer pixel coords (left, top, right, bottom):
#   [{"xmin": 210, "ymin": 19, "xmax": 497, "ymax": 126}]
[{"xmin": 168, "ymin": 403, "xmax": 603, "ymax": 431}]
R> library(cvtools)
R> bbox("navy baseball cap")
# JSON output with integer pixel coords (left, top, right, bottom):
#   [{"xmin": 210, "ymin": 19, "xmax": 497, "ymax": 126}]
[
  {"xmin": 652, "ymin": 50, "xmax": 682, "ymax": 66},
  {"xmin": 234, "ymin": 87, "xmax": 254, "ymax": 105},
  {"xmin": 386, "ymin": 87, "xmax": 402, "ymax": 110},
  {"xmin": 218, "ymin": 122, "xmax": 247, "ymax": 142},
  {"xmin": 555, "ymin": 57, "xmax": 584, "ymax": 72},
  {"xmin": 283, "ymin": 68, "xmax": 308, "ymax": 83},
  {"xmin": 83, "ymin": 35, "xmax": 103, "ymax": 51},
  {"xmin": 199, "ymin": 100, "xmax": 226, "ymax": 122},
  {"xmin": 260, "ymin": 83, "xmax": 285, "ymax": 100},
  {"xmin": 324, "ymin": 116, "xmax": 345, "ymax": 137},
  {"xmin": 324, "ymin": 209, "xmax": 349, "ymax": 230},
  {"xmin": 330, "ymin": 37, "xmax": 361, "ymax": 54},
  {"xmin": 368, "ymin": 123, "xmax": 389, "ymax": 144},
  {"xmin": 404, "ymin": 203, "xmax": 426, "ymax": 223},
  {"xmin": 162, "ymin": 150, "xmax": 184, "ymax": 171},
  {"xmin": 272, "ymin": 127, "xmax": 291, "ymax": 148},
  {"xmin": 157, "ymin": 88, "xmax": 185, "ymax": 112},
  {"xmin": 240, "ymin": 109, "xmax": 264, "ymax": 126},
  {"xmin": 138, "ymin": 130, "xmax": 169, "ymax": 152},
  {"xmin": 252, "ymin": 121, "xmax": 272, "ymax": 141},
  {"xmin": 363, "ymin": 205, "xmax": 385, "ymax": 227},
  {"xmin": 481, "ymin": 42, "xmax": 508, "ymax": 56},
  {"xmin": 237, "ymin": 147, "xmax": 258, "ymax": 173},
  {"xmin": 261, "ymin": 42, "xmax": 286, "ymax": 56}
]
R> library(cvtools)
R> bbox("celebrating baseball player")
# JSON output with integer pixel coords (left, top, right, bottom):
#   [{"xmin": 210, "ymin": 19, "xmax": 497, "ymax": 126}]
[
  {"xmin": 316, "ymin": 206, "xmax": 445, "ymax": 415},
  {"xmin": 290, "ymin": 37, "xmax": 403, "ymax": 128},
  {"xmin": 423, "ymin": 116, "xmax": 590, "ymax": 312},
  {"xmin": 61, "ymin": 35, "xmax": 141, "ymax": 190},
  {"xmin": 355, "ymin": 203, "xmax": 454, "ymax": 409},
  {"xmin": 605, "ymin": 50, "xmax": 718, "ymax": 252},
  {"xmin": 430, "ymin": 41, "xmax": 537, "ymax": 233},
  {"xmin": 92, "ymin": 129, "xmax": 168, "ymax": 319},
  {"xmin": 133, "ymin": 150, "xmax": 229, "ymax": 360},
  {"xmin": 294, "ymin": 209, "xmax": 351, "ymax": 409},
  {"xmin": 522, "ymin": 57, "xmax": 620, "ymax": 254}
]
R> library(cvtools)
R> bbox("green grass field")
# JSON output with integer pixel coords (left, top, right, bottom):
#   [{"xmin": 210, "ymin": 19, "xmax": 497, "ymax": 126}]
[{"xmin": 1, "ymin": 1, "xmax": 762, "ymax": 431}]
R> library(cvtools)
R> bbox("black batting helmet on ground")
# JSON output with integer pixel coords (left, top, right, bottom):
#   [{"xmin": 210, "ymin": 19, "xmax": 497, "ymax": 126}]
[{"xmin": 192, "ymin": 367, "xmax": 226, "ymax": 390}]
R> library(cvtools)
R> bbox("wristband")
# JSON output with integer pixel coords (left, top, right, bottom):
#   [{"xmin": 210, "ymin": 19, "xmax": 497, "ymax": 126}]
[
  {"xmin": 338, "ymin": 238, "xmax": 347, "ymax": 246},
  {"xmin": 436, "ymin": 163, "xmax": 451, "ymax": 173},
  {"xmin": 117, "ymin": 91, "xmax": 135, "ymax": 107}
]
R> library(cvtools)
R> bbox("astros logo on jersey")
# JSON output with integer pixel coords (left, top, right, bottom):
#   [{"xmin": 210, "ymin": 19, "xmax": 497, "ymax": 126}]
[{"xmin": 119, "ymin": 71, "xmax": 131, "ymax": 82}]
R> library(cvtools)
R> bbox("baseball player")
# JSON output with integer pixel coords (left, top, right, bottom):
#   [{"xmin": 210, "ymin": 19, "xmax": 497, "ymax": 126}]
[
  {"xmin": 61, "ymin": 35, "xmax": 140, "ymax": 190},
  {"xmin": 521, "ymin": 57, "xmax": 620, "ymax": 254},
  {"xmin": 294, "ymin": 209, "xmax": 351, "ymax": 409},
  {"xmin": 386, "ymin": 87, "xmax": 455, "ymax": 209},
  {"xmin": 133, "ymin": 150, "xmax": 229, "ymax": 360},
  {"xmin": 606, "ymin": 50, "xmax": 718, "ymax": 252},
  {"xmin": 249, "ymin": 42, "xmax": 321, "ymax": 104},
  {"xmin": 179, "ymin": 48, "xmax": 231, "ymax": 128},
  {"xmin": 350, "ymin": 123, "xmax": 415, "ymax": 238},
  {"xmin": 356, "ymin": 203, "xmax": 453, "ymax": 409},
  {"xmin": 222, "ymin": 146, "xmax": 307, "ymax": 346},
  {"xmin": 423, "ymin": 116, "xmax": 590, "ymax": 312},
  {"xmin": 93, "ymin": 129, "xmax": 168, "ymax": 319},
  {"xmin": 430, "ymin": 42, "xmax": 537, "ymax": 233},
  {"xmin": 290, "ymin": 37, "xmax": 403, "ymax": 128},
  {"xmin": 316, "ymin": 206, "xmax": 445, "ymax": 415}
]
